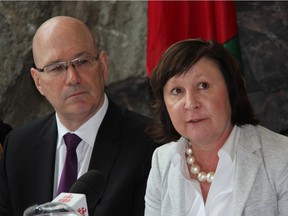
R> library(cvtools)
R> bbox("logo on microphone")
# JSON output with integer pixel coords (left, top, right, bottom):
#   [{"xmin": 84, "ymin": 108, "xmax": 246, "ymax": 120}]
[
  {"xmin": 58, "ymin": 194, "xmax": 73, "ymax": 203},
  {"xmin": 77, "ymin": 207, "xmax": 87, "ymax": 215},
  {"xmin": 52, "ymin": 192, "xmax": 89, "ymax": 216}
]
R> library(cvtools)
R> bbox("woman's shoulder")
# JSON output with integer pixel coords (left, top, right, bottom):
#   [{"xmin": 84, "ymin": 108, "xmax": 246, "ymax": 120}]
[
  {"xmin": 256, "ymin": 125, "xmax": 288, "ymax": 147},
  {"xmin": 152, "ymin": 139, "xmax": 185, "ymax": 173},
  {"xmin": 241, "ymin": 124, "xmax": 288, "ymax": 157},
  {"xmin": 241, "ymin": 125, "xmax": 288, "ymax": 144},
  {"xmin": 150, "ymin": 141, "xmax": 180, "ymax": 182},
  {"xmin": 154, "ymin": 141, "xmax": 178, "ymax": 158}
]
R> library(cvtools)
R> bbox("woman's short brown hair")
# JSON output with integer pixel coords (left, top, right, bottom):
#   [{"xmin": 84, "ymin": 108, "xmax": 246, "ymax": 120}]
[{"xmin": 147, "ymin": 39, "xmax": 259, "ymax": 144}]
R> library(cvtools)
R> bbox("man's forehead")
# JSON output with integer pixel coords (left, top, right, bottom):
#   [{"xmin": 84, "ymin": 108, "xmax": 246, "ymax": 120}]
[{"xmin": 32, "ymin": 17, "xmax": 96, "ymax": 64}]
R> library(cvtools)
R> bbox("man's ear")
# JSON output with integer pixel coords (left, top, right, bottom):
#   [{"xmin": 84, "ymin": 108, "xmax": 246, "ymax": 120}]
[
  {"xmin": 99, "ymin": 51, "xmax": 108, "ymax": 81},
  {"xmin": 31, "ymin": 68, "xmax": 45, "ymax": 96}
]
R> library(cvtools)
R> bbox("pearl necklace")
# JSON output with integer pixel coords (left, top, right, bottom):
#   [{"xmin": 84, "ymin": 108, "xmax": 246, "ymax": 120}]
[{"xmin": 185, "ymin": 142, "xmax": 215, "ymax": 184}]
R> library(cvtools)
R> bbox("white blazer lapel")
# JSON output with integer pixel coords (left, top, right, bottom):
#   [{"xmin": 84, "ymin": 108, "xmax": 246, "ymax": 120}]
[
  {"xmin": 167, "ymin": 157, "xmax": 186, "ymax": 216},
  {"xmin": 232, "ymin": 126, "xmax": 262, "ymax": 216}
]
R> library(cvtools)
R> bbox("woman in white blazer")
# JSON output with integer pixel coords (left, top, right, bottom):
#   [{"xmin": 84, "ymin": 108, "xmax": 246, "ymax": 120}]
[{"xmin": 145, "ymin": 39, "xmax": 288, "ymax": 216}]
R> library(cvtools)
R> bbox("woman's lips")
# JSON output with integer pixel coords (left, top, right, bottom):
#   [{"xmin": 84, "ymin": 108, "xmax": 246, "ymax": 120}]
[{"xmin": 187, "ymin": 118, "xmax": 206, "ymax": 123}]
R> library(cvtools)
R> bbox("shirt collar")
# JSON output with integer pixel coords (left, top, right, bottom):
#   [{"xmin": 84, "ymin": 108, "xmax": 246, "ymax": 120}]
[
  {"xmin": 172, "ymin": 125, "xmax": 240, "ymax": 167},
  {"xmin": 56, "ymin": 94, "xmax": 109, "ymax": 148},
  {"xmin": 219, "ymin": 125, "xmax": 239, "ymax": 161}
]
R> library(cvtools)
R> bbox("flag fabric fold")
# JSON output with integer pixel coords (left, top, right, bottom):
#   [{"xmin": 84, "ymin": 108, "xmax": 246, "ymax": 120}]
[{"xmin": 146, "ymin": 0, "xmax": 241, "ymax": 77}]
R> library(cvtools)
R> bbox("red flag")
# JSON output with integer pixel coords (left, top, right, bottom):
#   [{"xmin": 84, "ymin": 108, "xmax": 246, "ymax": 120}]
[{"xmin": 146, "ymin": 0, "xmax": 240, "ymax": 77}]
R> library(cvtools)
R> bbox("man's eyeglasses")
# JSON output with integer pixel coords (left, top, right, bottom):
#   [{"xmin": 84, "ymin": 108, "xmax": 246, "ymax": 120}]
[{"xmin": 35, "ymin": 55, "xmax": 99, "ymax": 76}]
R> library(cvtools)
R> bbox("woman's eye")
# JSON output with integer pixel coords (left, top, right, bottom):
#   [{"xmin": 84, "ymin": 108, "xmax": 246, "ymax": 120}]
[
  {"xmin": 198, "ymin": 82, "xmax": 209, "ymax": 89},
  {"xmin": 171, "ymin": 88, "xmax": 182, "ymax": 95}
]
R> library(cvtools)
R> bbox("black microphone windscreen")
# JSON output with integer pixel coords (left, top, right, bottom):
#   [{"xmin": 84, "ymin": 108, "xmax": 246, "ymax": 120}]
[{"xmin": 69, "ymin": 170, "xmax": 106, "ymax": 214}]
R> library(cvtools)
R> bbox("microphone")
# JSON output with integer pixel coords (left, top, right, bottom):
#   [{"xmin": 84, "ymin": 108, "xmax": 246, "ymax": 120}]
[
  {"xmin": 70, "ymin": 169, "xmax": 106, "ymax": 215},
  {"xmin": 53, "ymin": 170, "xmax": 106, "ymax": 216},
  {"xmin": 23, "ymin": 202, "xmax": 78, "ymax": 216},
  {"xmin": 23, "ymin": 170, "xmax": 106, "ymax": 216}
]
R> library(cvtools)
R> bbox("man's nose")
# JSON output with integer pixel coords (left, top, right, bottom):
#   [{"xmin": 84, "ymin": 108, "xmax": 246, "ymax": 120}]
[{"xmin": 65, "ymin": 63, "xmax": 80, "ymax": 85}]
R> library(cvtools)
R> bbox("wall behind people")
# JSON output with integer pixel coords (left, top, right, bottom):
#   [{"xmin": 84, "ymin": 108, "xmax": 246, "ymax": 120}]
[{"xmin": 0, "ymin": 1, "xmax": 288, "ymax": 134}]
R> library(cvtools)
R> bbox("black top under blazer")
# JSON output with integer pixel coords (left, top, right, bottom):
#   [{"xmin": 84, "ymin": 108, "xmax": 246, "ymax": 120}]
[{"xmin": 0, "ymin": 99, "xmax": 158, "ymax": 216}]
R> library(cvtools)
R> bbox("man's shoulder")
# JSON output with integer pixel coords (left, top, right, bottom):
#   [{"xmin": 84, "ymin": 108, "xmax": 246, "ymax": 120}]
[
  {"xmin": 107, "ymin": 100, "xmax": 150, "ymax": 127},
  {"xmin": 121, "ymin": 108, "xmax": 150, "ymax": 124},
  {"xmin": 9, "ymin": 112, "xmax": 55, "ymax": 136}
]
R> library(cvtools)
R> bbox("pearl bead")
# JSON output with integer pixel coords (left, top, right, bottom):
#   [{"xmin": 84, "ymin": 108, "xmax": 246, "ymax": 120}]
[
  {"xmin": 186, "ymin": 155, "xmax": 195, "ymax": 165},
  {"xmin": 206, "ymin": 172, "xmax": 214, "ymax": 183},
  {"xmin": 185, "ymin": 141, "xmax": 214, "ymax": 184},
  {"xmin": 185, "ymin": 147, "xmax": 193, "ymax": 155},
  {"xmin": 190, "ymin": 164, "xmax": 200, "ymax": 174},
  {"xmin": 198, "ymin": 171, "xmax": 207, "ymax": 182}
]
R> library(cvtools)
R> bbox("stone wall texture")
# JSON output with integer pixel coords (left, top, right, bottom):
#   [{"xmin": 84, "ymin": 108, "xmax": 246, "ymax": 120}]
[{"xmin": 0, "ymin": 1, "xmax": 288, "ymax": 135}]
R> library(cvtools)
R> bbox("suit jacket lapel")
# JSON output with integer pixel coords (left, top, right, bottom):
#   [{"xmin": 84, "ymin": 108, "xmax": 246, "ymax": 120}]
[
  {"xmin": 30, "ymin": 114, "xmax": 58, "ymax": 202},
  {"xmin": 88, "ymin": 101, "xmax": 121, "ymax": 179},
  {"xmin": 233, "ymin": 125, "xmax": 262, "ymax": 216}
]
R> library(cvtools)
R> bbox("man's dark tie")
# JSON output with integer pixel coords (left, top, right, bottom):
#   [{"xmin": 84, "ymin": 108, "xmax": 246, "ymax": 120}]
[{"xmin": 57, "ymin": 133, "xmax": 81, "ymax": 195}]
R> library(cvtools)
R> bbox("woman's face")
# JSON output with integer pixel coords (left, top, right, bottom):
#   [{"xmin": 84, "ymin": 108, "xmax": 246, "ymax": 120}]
[{"xmin": 163, "ymin": 57, "xmax": 233, "ymax": 149}]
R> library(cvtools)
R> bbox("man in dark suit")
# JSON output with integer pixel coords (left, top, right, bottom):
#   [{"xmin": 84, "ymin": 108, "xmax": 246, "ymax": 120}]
[{"xmin": 0, "ymin": 16, "xmax": 157, "ymax": 216}]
